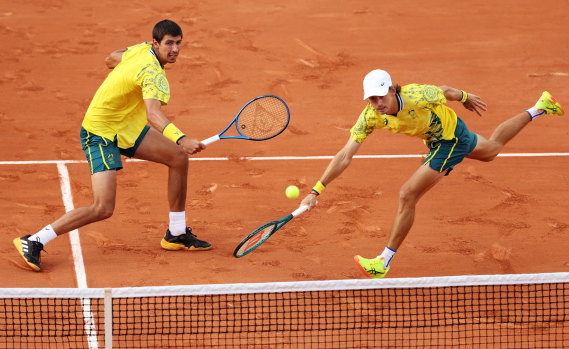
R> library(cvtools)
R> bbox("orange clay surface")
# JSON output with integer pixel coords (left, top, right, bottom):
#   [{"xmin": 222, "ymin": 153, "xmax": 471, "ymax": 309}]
[{"xmin": 1, "ymin": 0, "xmax": 568, "ymax": 288}]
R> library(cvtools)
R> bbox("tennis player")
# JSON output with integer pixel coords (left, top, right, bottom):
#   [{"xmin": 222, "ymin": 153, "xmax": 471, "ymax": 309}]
[
  {"xmin": 301, "ymin": 69, "xmax": 564, "ymax": 278},
  {"xmin": 13, "ymin": 20, "xmax": 212, "ymax": 272}
]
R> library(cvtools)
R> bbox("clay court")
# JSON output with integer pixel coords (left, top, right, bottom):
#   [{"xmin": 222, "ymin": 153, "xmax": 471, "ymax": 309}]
[{"xmin": 1, "ymin": 0, "xmax": 568, "ymax": 291}]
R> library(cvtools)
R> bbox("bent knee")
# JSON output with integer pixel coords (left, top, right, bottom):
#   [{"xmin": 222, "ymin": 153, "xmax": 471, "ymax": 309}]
[
  {"xmin": 479, "ymin": 154, "xmax": 498, "ymax": 162},
  {"xmin": 469, "ymin": 150, "xmax": 499, "ymax": 162},
  {"xmin": 469, "ymin": 139, "xmax": 501, "ymax": 162},
  {"xmin": 398, "ymin": 187, "xmax": 419, "ymax": 207},
  {"xmin": 168, "ymin": 147, "xmax": 189, "ymax": 168},
  {"xmin": 92, "ymin": 203, "xmax": 114, "ymax": 220}
]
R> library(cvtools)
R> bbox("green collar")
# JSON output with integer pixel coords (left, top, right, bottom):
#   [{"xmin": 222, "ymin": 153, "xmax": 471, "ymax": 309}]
[{"xmin": 149, "ymin": 47, "xmax": 164, "ymax": 69}]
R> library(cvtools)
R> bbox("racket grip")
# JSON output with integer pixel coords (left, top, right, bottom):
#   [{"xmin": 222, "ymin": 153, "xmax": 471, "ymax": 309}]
[
  {"xmin": 201, "ymin": 135, "xmax": 220, "ymax": 146},
  {"xmin": 291, "ymin": 205, "xmax": 309, "ymax": 217}
]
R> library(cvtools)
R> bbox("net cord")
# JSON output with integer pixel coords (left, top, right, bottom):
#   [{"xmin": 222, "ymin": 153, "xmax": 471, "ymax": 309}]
[{"xmin": 2, "ymin": 272, "xmax": 569, "ymax": 299}]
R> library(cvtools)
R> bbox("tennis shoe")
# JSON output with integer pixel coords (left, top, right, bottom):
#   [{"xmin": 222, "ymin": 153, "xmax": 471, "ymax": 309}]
[
  {"xmin": 534, "ymin": 91, "xmax": 564, "ymax": 116},
  {"xmin": 13, "ymin": 235, "xmax": 45, "ymax": 272},
  {"xmin": 161, "ymin": 227, "xmax": 212, "ymax": 251},
  {"xmin": 354, "ymin": 255, "xmax": 390, "ymax": 279}
]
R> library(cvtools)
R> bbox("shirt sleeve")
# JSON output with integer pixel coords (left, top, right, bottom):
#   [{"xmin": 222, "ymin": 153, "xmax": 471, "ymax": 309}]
[
  {"xmin": 139, "ymin": 63, "xmax": 170, "ymax": 104},
  {"xmin": 402, "ymin": 84, "xmax": 447, "ymax": 107},
  {"xmin": 422, "ymin": 84, "xmax": 447, "ymax": 104},
  {"xmin": 350, "ymin": 104, "xmax": 377, "ymax": 143}
]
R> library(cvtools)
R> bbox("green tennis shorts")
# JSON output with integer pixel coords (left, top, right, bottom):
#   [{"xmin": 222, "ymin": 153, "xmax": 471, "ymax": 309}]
[
  {"xmin": 80, "ymin": 126, "xmax": 150, "ymax": 174},
  {"xmin": 423, "ymin": 117, "xmax": 477, "ymax": 176}
]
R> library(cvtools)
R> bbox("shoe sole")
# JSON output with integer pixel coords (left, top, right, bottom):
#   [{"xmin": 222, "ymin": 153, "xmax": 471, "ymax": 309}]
[
  {"xmin": 549, "ymin": 95, "xmax": 565, "ymax": 116},
  {"xmin": 13, "ymin": 238, "xmax": 41, "ymax": 272},
  {"xmin": 354, "ymin": 256, "xmax": 374, "ymax": 278},
  {"xmin": 160, "ymin": 239, "xmax": 212, "ymax": 251}
]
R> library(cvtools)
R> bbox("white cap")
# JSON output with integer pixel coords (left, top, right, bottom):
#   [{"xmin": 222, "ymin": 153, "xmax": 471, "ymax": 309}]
[{"xmin": 362, "ymin": 69, "xmax": 392, "ymax": 100}]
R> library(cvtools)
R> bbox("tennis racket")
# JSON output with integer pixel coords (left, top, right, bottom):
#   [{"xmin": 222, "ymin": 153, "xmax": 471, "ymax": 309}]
[
  {"xmin": 201, "ymin": 95, "xmax": 290, "ymax": 145},
  {"xmin": 234, "ymin": 205, "xmax": 309, "ymax": 258}
]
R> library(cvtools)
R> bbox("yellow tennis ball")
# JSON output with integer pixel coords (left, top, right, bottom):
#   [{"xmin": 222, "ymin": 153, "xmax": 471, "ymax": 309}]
[{"xmin": 285, "ymin": 185, "xmax": 299, "ymax": 199}]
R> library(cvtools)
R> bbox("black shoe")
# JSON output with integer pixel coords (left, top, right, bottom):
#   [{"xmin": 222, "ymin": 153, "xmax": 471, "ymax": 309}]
[
  {"xmin": 160, "ymin": 227, "xmax": 212, "ymax": 251},
  {"xmin": 13, "ymin": 235, "xmax": 45, "ymax": 271}
]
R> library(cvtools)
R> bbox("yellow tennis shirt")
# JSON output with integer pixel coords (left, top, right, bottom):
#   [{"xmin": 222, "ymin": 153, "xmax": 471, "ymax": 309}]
[
  {"xmin": 350, "ymin": 84, "xmax": 458, "ymax": 144},
  {"xmin": 82, "ymin": 43, "xmax": 170, "ymax": 149}
]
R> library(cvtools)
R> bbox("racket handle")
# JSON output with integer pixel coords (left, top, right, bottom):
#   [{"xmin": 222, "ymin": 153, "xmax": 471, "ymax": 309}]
[
  {"xmin": 201, "ymin": 135, "xmax": 220, "ymax": 146},
  {"xmin": 291, "ymin": 205, "xmax": 309, "ymax": 217}
]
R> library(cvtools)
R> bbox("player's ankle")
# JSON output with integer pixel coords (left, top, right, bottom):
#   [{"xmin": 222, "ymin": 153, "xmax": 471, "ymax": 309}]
[
  {"xmin": 526, "ymin": 107, "xmax": 544, "ymax": 120},
  {"xmin": 380, "ymin": 246, "xmax": 397, "ymax": 268}
]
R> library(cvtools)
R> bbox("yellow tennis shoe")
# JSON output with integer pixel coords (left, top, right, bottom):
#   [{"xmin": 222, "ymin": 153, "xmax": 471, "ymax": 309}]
[
  {"xmin": 354, "ymin": 255, "xmax": 390, "ymax": 279},
  {"xmin": 535, "ymin": 91, "xmax": 564, "ymax": 116},
  {"xmin": 161, "ymin": 227, "xmax": 212, "ymax": 251}
]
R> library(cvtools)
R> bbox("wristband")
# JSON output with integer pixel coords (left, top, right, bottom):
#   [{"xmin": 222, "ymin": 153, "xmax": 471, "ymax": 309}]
[
  {"xmin": 162, "ymin": 123, "xmax": 186, "ymax": 144},
  {"xmin": 311, "ymin": 180, "xmax": 326, "ymax": 195},
  {"xmin": 460, "ymin": 90, "xmax": 468, "ymax": 103}
]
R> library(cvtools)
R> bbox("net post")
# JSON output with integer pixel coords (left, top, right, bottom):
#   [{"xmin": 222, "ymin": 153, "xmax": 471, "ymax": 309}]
[{"xmin": 104, "ymin": 288, "xmax": 113, "ymax": 349}]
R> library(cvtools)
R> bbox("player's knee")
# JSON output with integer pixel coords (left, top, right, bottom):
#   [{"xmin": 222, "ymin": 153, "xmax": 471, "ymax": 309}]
[
  {"xmin": 481, "ymin": 153, "xmax": 498, "ymax": 162},
  {"xmin": 398, "ymin": 187, "xmax": 417, "ymax": 208},
  {"xmin": 169, "ymin": 146, "xmax": 189, "ymax": 169},
  {"xmin": 470, "ymin": 141, "xmax": 501, "ymax": 162},
  {"xmin": 474, "ymin": 149, "xmax": 499, "ymax": 162},
  {"xmin": 92, "ymin": 203, "xmax": 114, "ymax": 220}
]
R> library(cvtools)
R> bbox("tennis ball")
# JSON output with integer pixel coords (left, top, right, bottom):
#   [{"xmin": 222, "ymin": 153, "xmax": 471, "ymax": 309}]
[{"xmin": 285, "ymin": 185, "xmax": 300, "ymax": 199}]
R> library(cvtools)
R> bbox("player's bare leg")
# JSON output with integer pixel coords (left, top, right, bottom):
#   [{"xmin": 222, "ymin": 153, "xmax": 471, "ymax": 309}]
[
  {"xmin": 468, "ymin": 112, "xmax": 531, "ymax": 162},
  {"xmin": 13, "ymin": 170, "xmax": 117, "ymax": 271},
  {"xmin": 469, "ymin": 91, "xmax": 564, "ymax": 162},
  {"xmin": 387, "ymin": 165, "xmax": 446, "ymax": 250},
  {"xmin": 355, "ymin": 165, "xmax": 445, "ymax": 278},
  {"xmin": 50, "ymin": 171, "xmax": 118, "ymax": 235},
  {"xmin": 134, "ymin": 128, "xmax": 188, "ymax": 211},
  {"xmin": 134, "ymin": 128, "xmax": 211, "ymax": 251}
]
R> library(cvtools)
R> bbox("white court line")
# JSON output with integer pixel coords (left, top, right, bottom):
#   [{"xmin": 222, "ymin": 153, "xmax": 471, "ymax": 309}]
[
  {"xmin": 56, "ymin": 163, "xmax": 98, "ymax": 349},
  {"xmin": 1, "ymin": 152, "xmax": 569, "ymax": 166},
  {"xmin": 56, "ymin": 163, "xmax": 89, "ymax": 288}
]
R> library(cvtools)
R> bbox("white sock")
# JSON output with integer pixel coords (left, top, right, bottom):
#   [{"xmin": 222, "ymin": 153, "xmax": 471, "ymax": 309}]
[
  {"xmin": 30, "ymin": 225, "xmax": 58, "ymax": 246},
  {"xmin": 380, "ymin": 246, "xmax": 397, "ymax": 268},
  {"xmin": 169, "ymin": 211, "xmax": 186, "ymax": 236},
  {"xmin": 526, "ymin": 106, "xmax": 545, "ymax": 120}
]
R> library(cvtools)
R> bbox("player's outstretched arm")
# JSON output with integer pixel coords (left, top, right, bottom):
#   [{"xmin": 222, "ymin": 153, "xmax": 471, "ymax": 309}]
[
  {"xmin": 301, "ymin": 138, "xmax": 361, "ymax": 209},
  {"xmin": 440, "ymin": 85, "xmax": 487, "ymax": 116}
]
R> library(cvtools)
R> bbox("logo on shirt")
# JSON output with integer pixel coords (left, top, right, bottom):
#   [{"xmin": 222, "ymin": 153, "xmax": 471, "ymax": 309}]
[
  {"xmin": 422, "ymin": 86, "xmax": 439, "ymax": 102},
  {"xmin": 154, "ymin": 74, "xmax": 170, "ymax": 94}
]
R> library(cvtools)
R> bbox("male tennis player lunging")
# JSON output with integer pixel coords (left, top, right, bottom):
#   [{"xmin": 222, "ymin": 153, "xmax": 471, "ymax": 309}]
[
  {"xmin": 301, "ymin": 69, "xmax": 564, "ymax": 279},
  {"xmin": 13, "ymin": 20, "xmax": 212, "ymax": 272}
]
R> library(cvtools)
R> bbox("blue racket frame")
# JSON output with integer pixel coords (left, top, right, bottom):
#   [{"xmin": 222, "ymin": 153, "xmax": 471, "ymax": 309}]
[{"xmin": 201, "ymin": 95, "xmax": 290, "ymax": 145}]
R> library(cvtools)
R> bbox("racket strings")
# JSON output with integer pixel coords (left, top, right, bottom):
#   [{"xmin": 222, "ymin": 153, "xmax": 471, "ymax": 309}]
[
  {"xmin": 237, "ymin": 97, "xmax": 289, "ymax": 140},
  {"xmin": 235, "ymin": 224, "xmax": 276, "ymax": 257}
]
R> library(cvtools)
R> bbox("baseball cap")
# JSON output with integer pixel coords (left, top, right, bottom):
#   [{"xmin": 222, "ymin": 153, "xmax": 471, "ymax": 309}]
[{"xmin": 362, "ymin": 69, "xmax": 392, "ymax": 100}]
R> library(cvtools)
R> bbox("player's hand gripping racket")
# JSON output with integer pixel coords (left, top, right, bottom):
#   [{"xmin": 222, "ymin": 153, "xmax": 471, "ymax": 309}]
[
  {"xmin": 233, "ymin": 205, "xmax": 309, "ymax": 258},
  {"xmin": 201, "ymin": 95, "xmax": 290, "ymax": 145}
]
